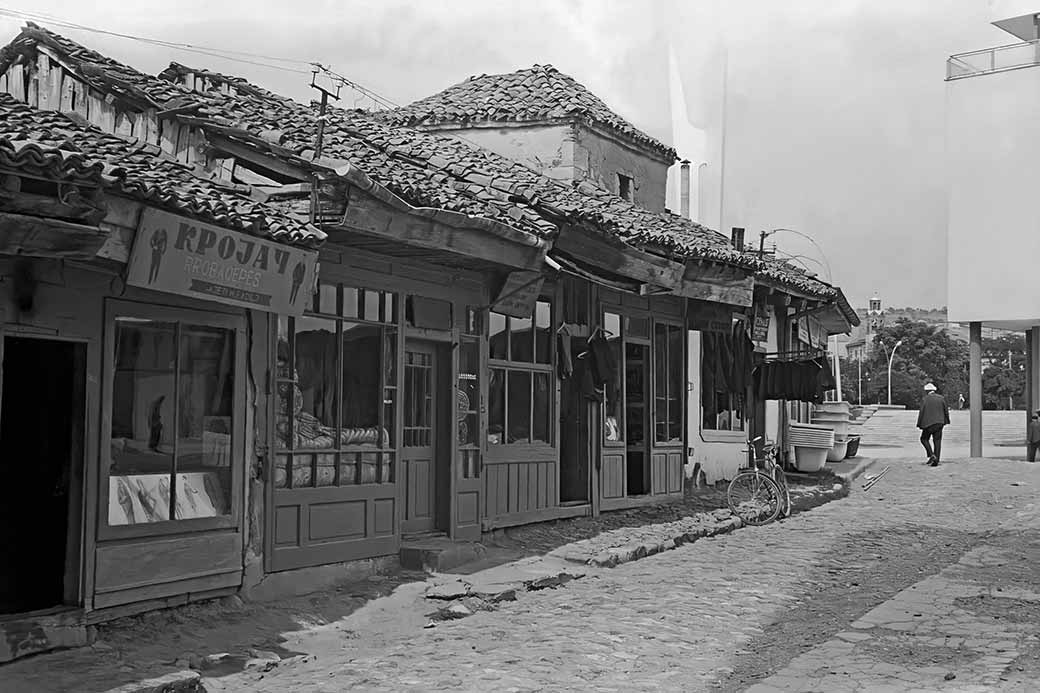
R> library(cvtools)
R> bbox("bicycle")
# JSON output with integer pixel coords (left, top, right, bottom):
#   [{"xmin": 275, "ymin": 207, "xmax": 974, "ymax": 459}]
[{"xmin": 726, "ymin": 436, "xmax": 791, "ymax": 526}]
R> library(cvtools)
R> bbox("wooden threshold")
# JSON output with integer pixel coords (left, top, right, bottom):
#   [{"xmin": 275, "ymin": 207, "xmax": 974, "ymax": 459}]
[{"xmin": 481, "ymin": 503, "xmax": 591, "ymax": 532}]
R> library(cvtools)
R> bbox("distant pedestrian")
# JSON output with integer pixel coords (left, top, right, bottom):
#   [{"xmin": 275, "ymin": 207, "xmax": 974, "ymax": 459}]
[
  {"xmin": 958, "ymin": 393, "xmax": 965, "ymax": 410},
  {"xmin": 917, "ymin": 383, "xmax": 950, "ymax": 467},
  {"xmin": 1028, "ymin": 411, "xmax": 1040, "ymax": 463}
]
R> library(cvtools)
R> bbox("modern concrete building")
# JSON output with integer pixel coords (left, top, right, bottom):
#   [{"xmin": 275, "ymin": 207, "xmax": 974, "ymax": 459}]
[{"xmin": 945, "ymin": 1, "xmax": 1040, "ymax": 455}]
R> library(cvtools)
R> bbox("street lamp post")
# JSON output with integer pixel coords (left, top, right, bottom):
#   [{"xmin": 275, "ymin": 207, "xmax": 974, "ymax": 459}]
[{"xmin": 887, "ymin": 339, "xmax": 904, "ymax": 406}]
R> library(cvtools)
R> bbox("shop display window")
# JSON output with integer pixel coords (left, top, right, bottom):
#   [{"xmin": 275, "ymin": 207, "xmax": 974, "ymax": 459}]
[
  {"xmin": 274, "ymin": 283, "xmax": 398, "ymax": 489},
  {"xmin": 488, "ymin": 299, "xmax": 553, "ymax": 446},
  {"xmin": 654, "ymin": 323, "xmax": 684, "ymax": 443},
  {"xmin": 108, "ymin": 317, "xmax": 235, "ymax": 527}
]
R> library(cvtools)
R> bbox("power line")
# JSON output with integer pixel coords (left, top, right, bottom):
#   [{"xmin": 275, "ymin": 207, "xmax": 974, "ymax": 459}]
[{"xmin": 0, "ymin": 5, "xmax": 399, "ymax": 108}]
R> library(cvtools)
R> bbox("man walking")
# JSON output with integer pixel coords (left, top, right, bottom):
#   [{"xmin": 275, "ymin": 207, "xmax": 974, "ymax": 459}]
[
  {"xmin": 917, "ymin": 382, "xmax": 950, "ymax": 467},
  {"xmin": 1028, "ymin": 411, "xmax": 1040, "ymax": 463}
]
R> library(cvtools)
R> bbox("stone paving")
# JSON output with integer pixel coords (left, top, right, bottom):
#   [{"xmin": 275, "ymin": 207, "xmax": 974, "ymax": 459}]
[{"xmin": 195, "ymin": 456, "xmax": 1040, "ymax": 692}]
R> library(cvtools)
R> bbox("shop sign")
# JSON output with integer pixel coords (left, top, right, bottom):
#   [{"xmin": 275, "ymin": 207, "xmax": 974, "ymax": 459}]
[
  {"xmin": 492, "ymin": 271, "xmax": 545, "ymax": 318},
  {"xmin": 751, "ymin": 303, "xmax": 770, "ymax": 342},
  {"xmin": 126, "ymin": 208, "xmax": 319, "ymax": 316},
  {"xmin": 688, "ymin": 299, "xmax": 733, "ymax": 333},
  {"xmin": 797, "ymin": 316, "xmax": 810, "ymax": 345},
  {"xmin": 809, "ymin": 316, "xmax": 825, "ymax": 349}
]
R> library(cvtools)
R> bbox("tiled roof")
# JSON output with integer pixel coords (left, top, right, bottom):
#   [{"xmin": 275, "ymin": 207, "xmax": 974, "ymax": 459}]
[
  {"xmin": 0, "ymin": 135, "xmax": 112, "ymax": 187},
  {"xmin": 157, "ymin": 62, "xmax": 749, "ymax": 266},
  {"xmin": 1, "ymin": 24, "xmax": 864, "ymax": 307},
  {"xmin": 0, "ymin": 94, "xmax": 325, "ymax": 247},
  {"xmin": 384, "ymin": 64, "xmax": 677, "ymax": 162},
  {"xmin": 756, "ymin": 253, "xmax": 860, "ymax": 326},
  {"xmin": 0, "ymin": 22, "xmax": 194, "ymax": 106}
]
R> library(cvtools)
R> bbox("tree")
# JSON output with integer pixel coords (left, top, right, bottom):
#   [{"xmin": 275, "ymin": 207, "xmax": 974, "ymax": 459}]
[{"xmin": 857, "ymin": 319, "xmax": 970, "ymax": 409}]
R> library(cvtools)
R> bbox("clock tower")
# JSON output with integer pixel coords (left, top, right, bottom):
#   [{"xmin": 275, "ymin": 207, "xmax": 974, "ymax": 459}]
[{"xmin": 865, "ymin": 294, "xmax": 885, "ymax": 354}]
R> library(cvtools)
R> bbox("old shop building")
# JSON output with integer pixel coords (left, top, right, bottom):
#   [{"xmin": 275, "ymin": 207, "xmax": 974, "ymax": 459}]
[
  {"xmin": 385, "ymin": 68, "xmax": 859, "ymax": 483},
  {"xmin": 0, "ymin": 22, "xmax": 858, "ymax": 653},
  {"xmin": 0, "ymin": 95, "xmax": 324, "ymax": 661}
]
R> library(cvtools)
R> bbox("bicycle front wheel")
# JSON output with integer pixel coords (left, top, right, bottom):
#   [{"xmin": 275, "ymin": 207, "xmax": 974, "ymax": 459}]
[{"xmin": 727, "ymin": 471, "xmax": 783, "ymax": 526}]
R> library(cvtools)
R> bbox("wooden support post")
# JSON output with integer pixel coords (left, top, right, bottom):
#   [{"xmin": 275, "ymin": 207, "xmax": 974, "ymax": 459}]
[{"xmin": 969, "ymin": 321, "xmax": 983, "ymax": 458}]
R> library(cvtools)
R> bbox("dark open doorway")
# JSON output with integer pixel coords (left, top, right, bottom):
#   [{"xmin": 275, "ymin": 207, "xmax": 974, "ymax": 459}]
[{"xmin": 0, "ymin": 336, "xmax": 86, "ymax": 615}]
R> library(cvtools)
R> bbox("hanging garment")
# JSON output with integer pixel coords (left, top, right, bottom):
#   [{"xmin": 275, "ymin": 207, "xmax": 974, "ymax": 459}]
[{"xmin": 557, "ymin": 325, "xmax": 574, "ymax": 381}]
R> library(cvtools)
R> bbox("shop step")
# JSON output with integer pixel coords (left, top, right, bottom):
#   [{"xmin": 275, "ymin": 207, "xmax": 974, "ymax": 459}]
[{"xmin": 399, "ymin": 534, "xmax": 487, "ymax": 573}]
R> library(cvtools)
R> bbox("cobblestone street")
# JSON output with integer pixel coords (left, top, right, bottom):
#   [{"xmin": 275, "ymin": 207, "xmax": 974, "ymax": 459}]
[{"xmin": 189, "ymin": 456, "xmax": 1040, "ymax": 692}]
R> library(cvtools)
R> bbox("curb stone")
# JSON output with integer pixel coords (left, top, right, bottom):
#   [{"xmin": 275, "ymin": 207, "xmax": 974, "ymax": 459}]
[
  {"xmin": 100, "ymin": 670, "xmax": 203, "ymax": 693},
  {"xmin": 550, "ymin": 481, "xmax": 848, "ymax": 570}
]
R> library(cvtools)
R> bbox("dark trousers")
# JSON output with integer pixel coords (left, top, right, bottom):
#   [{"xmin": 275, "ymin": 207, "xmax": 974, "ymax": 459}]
[
  {"xmin": 1028, "ymin": 442, "xmax": 1040, "ymax": 463},
  {"xmin": 920, "ymin": 424, "xmax": 944, "ymax": 462}
]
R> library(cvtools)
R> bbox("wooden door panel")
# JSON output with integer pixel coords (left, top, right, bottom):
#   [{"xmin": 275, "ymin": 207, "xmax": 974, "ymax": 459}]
[
  {"xmin": 404, "ymin": 456, "xmax": 434, "ymax": 524},
  {"xmin": 600, "ymin": 452, "xmax": 625, "ymax": 499},
  {"xmin": 401, "ymin": 345, "xmax": 436, "ymax": 534}
]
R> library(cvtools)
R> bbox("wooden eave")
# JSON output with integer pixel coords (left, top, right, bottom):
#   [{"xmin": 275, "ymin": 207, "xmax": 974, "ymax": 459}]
[
  {"xmin": 553, "ymin": 222, "xmax": 685, "ymax": 290},
  {"xmin": 0, "ymin": 210, "xmax": 106, "ymax": 259},
  {"xmin": 674, "ymin": 259, "xmax": 754, "ymax": 307},
  {"xmin": 337, "ymin": 173, "xmax": 548, "ymax": 273}
]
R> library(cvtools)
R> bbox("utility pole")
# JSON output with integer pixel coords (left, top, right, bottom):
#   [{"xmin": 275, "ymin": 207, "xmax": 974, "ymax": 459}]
[{"xmin": 308, "ymin": 64, "xmax": 344, "ymax": 224}]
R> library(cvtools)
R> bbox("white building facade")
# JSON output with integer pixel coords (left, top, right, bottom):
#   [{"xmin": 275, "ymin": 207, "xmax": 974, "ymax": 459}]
[{"xmin": 946, "ymin": 2, "xmax": 1040, "ymax": 453}]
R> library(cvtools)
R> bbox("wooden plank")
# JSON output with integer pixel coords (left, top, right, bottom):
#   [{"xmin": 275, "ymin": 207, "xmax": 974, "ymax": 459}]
[
  {"xmin": 674, "ymin": 266, "xmax": 754, "ymax": 307},
  {"xmin": 27, "ymin": 64, "xmax": 38, "ymax": 107},
  {"xmin": 114, "ymin": 110, "xmax": 133, "ymax": 137},
  {"xmin": 547, "ymin": 460, "xmax": 557, "ymax": 507},
  {"xmin": 174, "ymin": 123, "xmax": 191, "ymax": 163},
  {"xmin": 0, "ymin": 189, "xmax": 105, "ymax": 223},
  {"xmin": 233, "ymin": 163, "xmax": 283, "ymax": 187},
  {"xmin": 139, "ymin": 110, "xmax": 155, "ymax": 145},
  {"xmin": 36, "ymin": 53, "xmax": 51, "ymax": 110},
  {"xmin": 0, "ymin": 71, "xmax": 7, "ymax": 94},
  {"xmin": 159, "ymin": 119, "xmax": 180, "ymax": 155},
  {"xmin": 553, "ymin": 223, "xmax": 686, "ymax": 288},
  {"xmin": 102, "ymin": 196, "xmax": 144, "ymax": 229},
  {"xmin": 92, "ymin": 571, "xmax": 240, "ymax": 610},
  {"xmin": 72, "ymin": 78, "xmax": 88, "ymax": 121},
  {"xmin": 94, "ymin": 532, "xmax": 242, "ymax": 594},
  {"xmin": 95, "ymin": 222, "xmax": 135, "ymax": 263},
  {"xmin": 0, "ymin": 212, "xmax": 105, "ymax": 259},
  {"xmin": 7, "ymin": 64, "xmax": 25, "ymax": 101},
  {"xmin": 59, "ymin": 73, "xmax": 74, "ymax": 113},
  {"xmin": 48, "ymin": 64, "xmax": 63, "ymax": 109},
  {"xmin": 207, "ymin": 135, "xmax": 312, "ymax": 181},
  {"xmin": 93, "ymin": 92, "xmax": 117, "ymax": 133},
  {"xmin": 481, "ymin": 503, "xmax": 589, "ymax": 531},
  {"xmin": 341, "ymin": 189, "xmax": 545, "ymax": 272}
]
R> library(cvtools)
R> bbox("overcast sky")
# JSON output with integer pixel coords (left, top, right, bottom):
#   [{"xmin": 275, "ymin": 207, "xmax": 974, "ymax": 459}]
[{"xmin": 0, "ymin": 0, "xmax": 1008, "ymax": 309}]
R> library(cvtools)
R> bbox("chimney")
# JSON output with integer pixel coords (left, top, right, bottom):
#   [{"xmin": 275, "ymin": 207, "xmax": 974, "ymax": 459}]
[
  {"xmin": 679, "ymin": 159, "xmax": 691, "ymax": 219},
  {"xmin": 731, "ymin": 227, "xmax": 745, "ymax": 251}
]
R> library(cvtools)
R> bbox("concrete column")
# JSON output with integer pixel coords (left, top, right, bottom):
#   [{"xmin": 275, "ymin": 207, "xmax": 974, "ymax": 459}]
[
  {"xmin": 969, "ymin": 321, "xmax": 983, "ymax": 457},
  {"xmin": 679, "ymin": 160, "xmax": 691, "ymax": 219},
  {"xmin": 1030, "ymin": 327, "xmax": 1040, "ymax": 418},
  {"xmin": 1026, "ymin": 329, "xmax": 1034, "ymax": 443}
]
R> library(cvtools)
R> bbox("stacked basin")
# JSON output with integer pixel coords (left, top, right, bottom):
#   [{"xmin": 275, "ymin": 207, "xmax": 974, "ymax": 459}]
[
  {"xmin": 788, "ymin": 422, "xmax": 836, "ymax": 472},
  {"xmin": 812, "ymin": 402, "xmax": 854, "ymax": 462}
]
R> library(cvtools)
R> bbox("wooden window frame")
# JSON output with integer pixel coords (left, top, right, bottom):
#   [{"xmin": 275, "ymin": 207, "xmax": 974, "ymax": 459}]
[
  {"xmin": 487, "ymin": 297, "xmax": 555, "ymax": 453},
  {"xmin": 652, "ymin": 319, "xmax": 685, "ymax": 446},
  {"xmin": 99, "ymin": 299, "xmax": 247, "ymax": 541},
  {"xmin": 273, "ymin": 281, "xmax": 401, "ymax": 490}
]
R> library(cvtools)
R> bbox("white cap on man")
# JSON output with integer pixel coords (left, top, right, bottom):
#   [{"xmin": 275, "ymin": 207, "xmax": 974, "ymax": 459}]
[{"xmin": 924, "ymin": 383, "xmax": 937, "ymax": 392}]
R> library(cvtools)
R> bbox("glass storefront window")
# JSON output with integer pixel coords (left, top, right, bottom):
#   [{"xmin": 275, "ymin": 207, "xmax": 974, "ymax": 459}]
[
  {"xmin": 653, "ymin": 323, "xmax": 684, "ymax": 443},
  {"xmin": 108, "ymin": 317, "xmax": 234, "ymax": 526},
  {"xmin": 274, "ymin": 282, "xmax": 398, "ymax": 489},
  {"xmin": 488, "ymin": 299, "xmax": 554, "ymax": 447}
]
